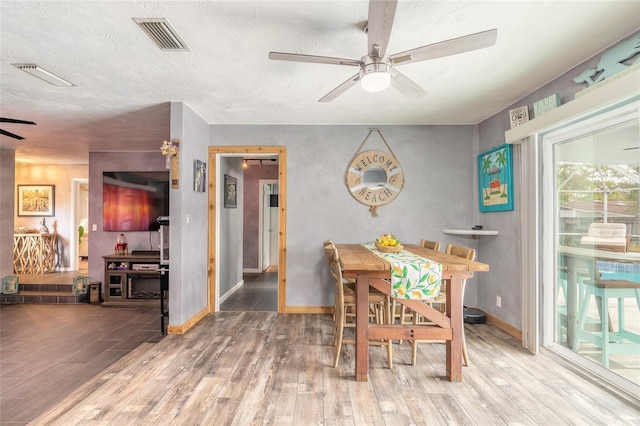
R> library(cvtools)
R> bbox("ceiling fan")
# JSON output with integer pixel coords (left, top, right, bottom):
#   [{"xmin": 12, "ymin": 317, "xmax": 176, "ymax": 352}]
[
  {"xmin": 0, "ymin": 117, "xmax": 37, "ymax": 140},
  {"xmin": 269, "ymin": 0, "xmax": 497, "ymax": 102}
]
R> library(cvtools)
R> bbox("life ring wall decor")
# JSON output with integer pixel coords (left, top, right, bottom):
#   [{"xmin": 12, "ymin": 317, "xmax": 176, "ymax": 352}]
[{"xmin": 345, "ymin": 130, "xmax": 405, "ymax": 216}]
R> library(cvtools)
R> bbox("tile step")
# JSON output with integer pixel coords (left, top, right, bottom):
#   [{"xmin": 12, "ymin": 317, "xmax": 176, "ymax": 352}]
[{"xmin": 1, "ymin": 291, "xmax": 88, "ymax": 305}]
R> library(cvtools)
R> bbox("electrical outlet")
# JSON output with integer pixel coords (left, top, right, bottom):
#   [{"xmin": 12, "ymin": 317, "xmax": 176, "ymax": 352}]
[
  {"xmin": 496, "ymin": 296, "xmax": 502, "ymax": 308},
  {"xmin": 92, "ymin": 224, "xmax": 97, "ymax": 231}
]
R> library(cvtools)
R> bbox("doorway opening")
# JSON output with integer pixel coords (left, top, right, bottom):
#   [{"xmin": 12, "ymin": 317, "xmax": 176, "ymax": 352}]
[
  {"xmin": 71, "ymin": 178, "xmax": 89, "ymax": 272},
  {"xmin": 259, "ymin": 179, "xmax": 279, "ymax": 273},
  {"xmin": 208, "ymin": 146, "xmax": 287, "ymax": 314}
]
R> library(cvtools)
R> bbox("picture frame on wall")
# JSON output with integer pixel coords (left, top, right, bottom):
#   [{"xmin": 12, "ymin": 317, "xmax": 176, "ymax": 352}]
[
  {"xmin": 224, "ymin": 174, "xmax": 237, "ymax": 208},
  {"xmin": 17, "ymin": 184, "xmax": 55, "ymax": 216},
  {"xmin": 478, "ymin": 144, "xmax": 514, "ymax": 212},
  {"xmin": 193, "ymin": 159, "xmax": 206, "ymax": 192},
  {"xmin": 509, "ymin": 105, "xmax": 529, "ymax": 129}
]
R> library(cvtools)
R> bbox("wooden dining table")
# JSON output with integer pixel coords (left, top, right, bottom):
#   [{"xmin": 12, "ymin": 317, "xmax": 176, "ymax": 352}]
[{"xmin": 335, "ymin": 243, "xmax": 489, "ymax": 382}]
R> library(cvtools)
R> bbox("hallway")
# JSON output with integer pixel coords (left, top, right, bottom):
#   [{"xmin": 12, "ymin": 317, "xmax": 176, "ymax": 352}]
[{"xmin": 219, "ymin": 272, "xmax": 277, "ymax": 312}]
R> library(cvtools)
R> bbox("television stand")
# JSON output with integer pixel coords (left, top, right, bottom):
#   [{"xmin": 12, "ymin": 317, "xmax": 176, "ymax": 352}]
[{"xmin": 102, "ymin": 253, "xmax": 162, "ymax": 307}]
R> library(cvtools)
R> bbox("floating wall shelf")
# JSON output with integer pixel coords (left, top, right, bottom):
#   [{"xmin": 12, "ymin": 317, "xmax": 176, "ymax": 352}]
[{"xmin": 442, "ymin": 228, "xmax": 499, "ymax": 238}]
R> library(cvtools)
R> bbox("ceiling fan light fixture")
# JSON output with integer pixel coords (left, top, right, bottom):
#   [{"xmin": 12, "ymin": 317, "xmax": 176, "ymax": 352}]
[{"xmin": 359, "ymin": 61, "xmax": 391, "ymax": 92}]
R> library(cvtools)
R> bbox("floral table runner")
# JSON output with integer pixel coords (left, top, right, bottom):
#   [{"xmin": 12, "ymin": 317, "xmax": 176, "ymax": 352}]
[{"xmin": 362, "ymin": 242, "xmax": 442, "ymax": 299}]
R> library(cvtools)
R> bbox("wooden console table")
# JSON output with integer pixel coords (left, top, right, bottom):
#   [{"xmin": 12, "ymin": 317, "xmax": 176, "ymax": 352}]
[{"xmin": 13, "ymin": 233, "xmax": 57, "ymax": 274}]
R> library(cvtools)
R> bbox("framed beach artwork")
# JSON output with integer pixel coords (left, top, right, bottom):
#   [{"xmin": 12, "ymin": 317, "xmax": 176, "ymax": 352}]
[
  {"xmin": 478, "ymin": 144, "xmax": 514, "ymax": 212},
  {"xmin": 17, "ymin": 184, "xmax": 55, "ymax": 216}
]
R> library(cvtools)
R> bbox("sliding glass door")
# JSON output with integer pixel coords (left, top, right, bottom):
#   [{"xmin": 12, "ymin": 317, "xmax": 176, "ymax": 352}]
[{"xmin": 542, "ymin": 101, "xmax": 639, "ymax": 395}]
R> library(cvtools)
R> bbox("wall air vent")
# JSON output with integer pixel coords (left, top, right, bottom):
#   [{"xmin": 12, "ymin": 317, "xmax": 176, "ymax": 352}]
[{"xmin": 133, "ymin": 18, "xmax": 189, "ymax": 51}]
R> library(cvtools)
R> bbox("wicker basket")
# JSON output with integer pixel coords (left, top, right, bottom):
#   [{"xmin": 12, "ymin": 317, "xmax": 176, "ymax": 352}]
[{"xmin": 375, "ymin": 243, "xmax": 403, "ymax": 253}]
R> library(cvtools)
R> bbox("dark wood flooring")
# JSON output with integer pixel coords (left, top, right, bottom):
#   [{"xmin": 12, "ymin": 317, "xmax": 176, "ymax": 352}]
[
  {"xmin": 220, "ymin": 272, "xmax": 277, "ymax": 311},
  {"xmin": 0, "ymin": 304, "xmax": 164, "ymax": 425},
  {"xmin": 0, "ymin": 269, "xmax": 273, "ymax": 424}
]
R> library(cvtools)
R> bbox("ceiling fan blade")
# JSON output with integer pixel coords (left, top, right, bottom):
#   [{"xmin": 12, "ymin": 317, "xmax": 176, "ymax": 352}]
[
  {"xmin": 390, "ymin": 68, "xmax": 427, "ymax": 98},
  {"xmin": 269, "ymin": 52, "xmax": 361, "ymax": 67},
  {"xmin": 318, "ymin": 73, "xmax": 361, "ymax": 102},
  {"xmin": 367, "ymin": 0, "xmax": 398, "ymax": 58},
  {"xmin": 390, "ymin": 29, "xmax": 497, "ymax": 65},
  {"xmin": 0, "ymin": 117, "xmax": 36, "ymax": 125},
  {"xmin": 0, "ymin": 129, "xmax": 26, "ymax": 140}
]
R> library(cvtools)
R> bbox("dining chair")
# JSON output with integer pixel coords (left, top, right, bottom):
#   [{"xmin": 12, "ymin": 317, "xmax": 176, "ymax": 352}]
[
  {"xmin": 326, "ymin": 246, "xmax": 393, "ymax": 368},
  {"xmin": 571, "ymin": 258, "xmax": 640, "ymax": 368},
  {"xmin": 324, "ymin": 242, "xmax": 386, "ymax": 321},
  {"xmin": 407, "ymin": 243, "xmax": 475, "ymax": 366},
  {"xmin": 420, "ymin": 239, "xmax": 442, "ymax": 251},
  {"xmin": 324, "ymin": 242, "xmax": 355, "ymax": 322}
]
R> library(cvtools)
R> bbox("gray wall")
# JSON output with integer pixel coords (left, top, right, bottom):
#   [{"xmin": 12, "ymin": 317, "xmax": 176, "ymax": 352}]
[
  {"xmin": 476, "ymin": 30, "xmax": 640, "ymax": 329},
  {"xmin": 88, "ymin": 152, "xmax": 167, "ymax": 288},
  {"xmin": 219, "ymin": 157, "xmax": 244, "ymax": 296},
  {"xmin": 168, "ymin": 102, "xmax": 210, "ymax": 325},
  {"xmin": 0, "ymin": 149, "xmax": 15, "ymax": 278},
  {"xmin": 210, "ymin": 124, "xmax": 480, "ymax": 308}
]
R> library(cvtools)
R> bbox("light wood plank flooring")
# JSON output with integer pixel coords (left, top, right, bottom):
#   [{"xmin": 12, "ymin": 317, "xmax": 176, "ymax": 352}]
[{"xmin": 31, "ymin": 312, "xmax": 640, "ymax": 425}]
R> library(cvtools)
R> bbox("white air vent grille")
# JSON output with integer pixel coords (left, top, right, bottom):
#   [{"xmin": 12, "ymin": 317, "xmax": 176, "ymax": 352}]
[
  {"xmin": 12, "ymin": 63, "xmax": 75, "ymax": 87},
  {"xmin": 133, "ymin": 18, "xmax": 189, "ymax": 51}
]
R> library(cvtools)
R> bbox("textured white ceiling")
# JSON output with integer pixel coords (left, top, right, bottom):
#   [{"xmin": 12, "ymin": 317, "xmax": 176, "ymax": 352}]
[{"xmin": 1, "ymin": 1, "xmax": 639, "ymax": 164}]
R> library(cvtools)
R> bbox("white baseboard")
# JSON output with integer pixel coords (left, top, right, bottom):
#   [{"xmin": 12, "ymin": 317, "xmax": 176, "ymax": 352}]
[
  {"xmin": 219, "ymin": 279, "xmax": 244, "ymax": 304},
  {"xmin": 243, "ymin": 268, "xmax": 260, "ymax": 273}
]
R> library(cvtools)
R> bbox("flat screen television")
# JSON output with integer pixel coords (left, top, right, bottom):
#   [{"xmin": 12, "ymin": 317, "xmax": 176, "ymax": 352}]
[{"xmin": 103, "ymin": 171, "xmax": 169, "ymax": 232}]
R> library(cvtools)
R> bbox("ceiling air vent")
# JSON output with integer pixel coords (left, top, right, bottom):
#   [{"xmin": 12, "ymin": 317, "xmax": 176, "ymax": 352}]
[
  {"xmin": 133, "ymin": 18, "xmax": 189, "ymax": 51},
  {"xmin": 12, "ymin": 63, "xmax": 75, "ymax": 87}
]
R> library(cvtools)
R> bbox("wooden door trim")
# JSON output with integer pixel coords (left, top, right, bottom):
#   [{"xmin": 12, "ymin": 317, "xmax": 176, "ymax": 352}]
[{"xmin": 208, "ymin": 146, "xmax": 286, "ymax": 313}]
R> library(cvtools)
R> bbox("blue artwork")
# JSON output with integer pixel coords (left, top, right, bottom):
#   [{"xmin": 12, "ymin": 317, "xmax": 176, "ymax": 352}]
[
  {"xmin": 478, "ymin": 144, "xmax": 514, "ymax": 212},
  {"xmin": 574, "ymin": 34, "xmax": 640, "ymax": 87}
]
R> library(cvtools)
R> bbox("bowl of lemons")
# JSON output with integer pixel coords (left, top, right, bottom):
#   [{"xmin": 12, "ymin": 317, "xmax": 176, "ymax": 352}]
[{"xmin": 375, "ymin": 234, "xmax": 403, "ymax": 253}]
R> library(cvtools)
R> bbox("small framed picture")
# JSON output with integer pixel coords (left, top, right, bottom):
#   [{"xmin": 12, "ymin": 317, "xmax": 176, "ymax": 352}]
[
  {"xmin": 194, "ymin": 159, "xmax": 206, "ymax": 192},
  {"xmin": 17, "ymin": 184, "xmax": 55, "ymax": 216},
  {"xmin": 224, "ymin": 174, "xmax": 237, "ymax": 208},
  {"xmin": 509, "ymin": 105, "xmax": 529, "ymax": 129}
]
